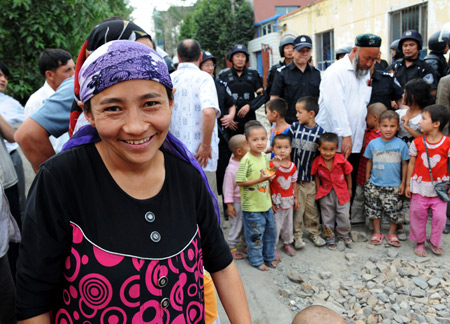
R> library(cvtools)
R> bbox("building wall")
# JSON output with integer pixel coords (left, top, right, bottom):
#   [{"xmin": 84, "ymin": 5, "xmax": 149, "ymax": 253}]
[
  {"xmin": 248, "ymin": 32, "xmax": 282, "ymax": 81},
  {"xmin": 253, "ymin": 0, "xmax": 307, "ymax": 22},
  {"xmin": 279, "ymin": 0, "xmax": 450, "ymax": 62}
]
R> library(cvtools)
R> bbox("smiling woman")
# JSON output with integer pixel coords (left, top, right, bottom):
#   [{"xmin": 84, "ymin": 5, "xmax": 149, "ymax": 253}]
[{"xmin": 16, "ymin": 40, "xmax": 251, "ymax": 324}]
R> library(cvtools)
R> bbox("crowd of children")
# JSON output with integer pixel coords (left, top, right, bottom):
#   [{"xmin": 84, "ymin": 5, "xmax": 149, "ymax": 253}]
[{"xmin": 221, "ymin": 91, "xmax": 450, "ymax": 270}]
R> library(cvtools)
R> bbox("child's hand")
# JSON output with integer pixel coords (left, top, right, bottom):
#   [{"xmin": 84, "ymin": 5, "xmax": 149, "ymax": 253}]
[
  {"xmin": 227, "ymin": 204, "xmax": 237, "ymax": 219},
  {"xmin": 405, "ymin": 186, "xmax": 411, "ymax": 198},
  {"xmin": 398, "ymin": 184, "xmax": 405, "ymax": 195},
  {"xmin": 272, "ymin": 204, "xmax": 278, "ymax": 214},
  {"xmin": 270, "ymin": 155, "xmax": 282, "ymax": 169},
  {"xmin": 260, "ymin": 169, "xmax": 276, "ymax": 181},
  {"xmin": 348, "ymin": 188, "xmax": 352, "ymax": 198},
  {"xmin": 294, "ymin": 198, "xmax": 300, "ymax": 210}
]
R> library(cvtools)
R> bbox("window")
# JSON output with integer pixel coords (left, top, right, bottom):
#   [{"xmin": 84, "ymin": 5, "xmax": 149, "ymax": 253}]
[
  {"xmin": 259, "ymin": 22, "xmax": 274, "ymax": 36},
  {"xmin": 390, "ymin": 3, "xmax": 428, "ymax": 56},
  {"xmin": 275, "ymin": 6, "xmax": 299, "ymax": 15},
  {"xmin": 316, "ymin": 30, "xmax": 334, "ymax": 71}
]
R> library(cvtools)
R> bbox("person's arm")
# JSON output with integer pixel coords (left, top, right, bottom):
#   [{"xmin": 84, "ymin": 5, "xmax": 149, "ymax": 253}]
[
  {"xmin": 0, "ymin": 114, "xmax": 15, "ymax": 142},
  {"xmin": 195, "ymin": 108, "xmax": 216, "ymax": 168},
  {"xmin": 236, "ymin": 172, "xmax": 272, "ymax": 187},
  {"xmin": 211, "ymin": 262, "xmax": 252, "ymax": 324},
  {"xmin": 221, "ymin": 104, "xmax": 236, "ymax": 130},
  {"xmin": 405, "ymin": 156, "xmax": 416, "ymax": 198},
  {"xmin": 399, "ymin": 160, "xmax": 408, "ymax": 195},
  {"xmin": 346, "ymin": 173, "xmax": 352, "ymax": 197},
  {"xmin": 293, "ymin": 181, "xmax": 299, "ymax": 210},
  {"xmin": 365, "ymin": 159, "xmax": 373, "ymax": 183},
  {"xmin": 18, "ymin": 313, "xmax": 50, "ymax": 324},
  {"xmin": 15, "ymin": 118, "xmax": 55, "ymax": 172},
  {"xmin": 401, "ymin": 115, "xmax": 422, "ymax": 138}
]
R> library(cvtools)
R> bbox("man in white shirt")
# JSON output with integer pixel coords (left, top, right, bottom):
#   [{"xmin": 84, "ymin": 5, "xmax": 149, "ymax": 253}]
[
  {"xmin": 24, "ymin": 48, "xmax": 75, "ymax": 153},
  {"xmin": 316, "ymin": 33, "xmax": 381, "ymax": 199},
  {"xmin": 170, "ymin": 39, "xmax": 220, "ymax": 194}
]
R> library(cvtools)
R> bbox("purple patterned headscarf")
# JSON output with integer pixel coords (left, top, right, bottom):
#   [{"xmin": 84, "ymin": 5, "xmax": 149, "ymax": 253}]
[
  {"xmin": 78, "ymin": 40, "xmax": 172, "ymax": 103},
  {"xmin": 64, "ymin": 40, "xmax": 220, "ymax": 222}
]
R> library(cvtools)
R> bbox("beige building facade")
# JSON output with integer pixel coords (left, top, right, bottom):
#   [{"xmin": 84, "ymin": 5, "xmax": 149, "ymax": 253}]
[{"xmin": 278, "ymin": 0, "xmax": 450, "ymax": 70}]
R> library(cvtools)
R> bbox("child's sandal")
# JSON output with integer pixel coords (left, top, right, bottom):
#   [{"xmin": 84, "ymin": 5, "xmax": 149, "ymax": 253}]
[
  {"xmin": 386, "ymin": 234, "xmax": 401, "ymax": 247},
  {"xmin": 427, "ymin": 239, "xmax": 443, "ymax": 255},
  {"xmin": 230, "ymin": 248, "xmax": 244, "ymax": 260},
  {"xmin": 327, "ymin": 244, "xmax": 337, "ymax": 251},
  {"xmin": 415, "ymin": 243, "xmax": 427, "ymax": 257}
]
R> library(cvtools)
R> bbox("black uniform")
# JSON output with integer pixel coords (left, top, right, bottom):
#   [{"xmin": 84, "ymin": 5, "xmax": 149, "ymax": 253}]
[
  {"xmin": 369, "ymin": 70, "xmax": 404, "ymax": 110},
  {"xmin": 374, "ymin": 59, "xmax": 388, "ymax": 71},
  {"xmin": 390, "ymin": 57, "xmax": 438, "ymax": 89},
  {"xmin": 219, "ymin": 66, "xmax": 263, "ymax": 135},
  {"xmin": 270, "ymin": 62, "xmax": 321, "ymax": 124},
  {"xmin": 214, "ymin": 78, "xmax": 235, "ymax": 198},
  {"xmin": 424, "ymin": 52, "xmax": 449, "ymax": 82},
  {"xmin": 265, "ymin": 60, "xmax": 286, "ymax": 97}
]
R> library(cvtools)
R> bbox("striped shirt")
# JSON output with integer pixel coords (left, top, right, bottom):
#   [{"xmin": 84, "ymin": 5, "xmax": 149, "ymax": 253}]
[{"xmin": 288, "ymin": 122, "xmax": 325, "ymax": 181}]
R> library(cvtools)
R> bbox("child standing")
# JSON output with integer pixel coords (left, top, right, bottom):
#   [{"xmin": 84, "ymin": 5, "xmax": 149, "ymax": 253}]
[
  {"xmin": 270, "ymin": 134, "xmax": 299, "ymax": 257},
  {"xmin": 364, "ymin": 110, "xmax": 409, "ymax": 246},
  {"xmin": 223, "ymin": 134, "xmax": 248, "ymax": 259},
  {"xmin": 351, "ymin": 103, "xmax": 386, "ymax": 225},
  {"xmin": 266, "ymin": 98, "xmax": 290, "ymax": 149},
  {"xmin": 289, "ymin": 96, "xmax": 326, "ymax": 249},
  {"xmin": 311, "ymin": 133, "xmax": 353, "ymax": 250},
  {"xmin": 406, "ymin": 104, "xmax": 450, "ymax": 257},
  {"xmin": 236, "ymin": 121, "xmax": 280, "ymax": 271}
]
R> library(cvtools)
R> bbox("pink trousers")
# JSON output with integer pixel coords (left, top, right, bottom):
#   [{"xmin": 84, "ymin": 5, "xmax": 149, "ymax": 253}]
[{"xmin": 409, "ymin": 194, "xmax": 447, "ymax": 248}]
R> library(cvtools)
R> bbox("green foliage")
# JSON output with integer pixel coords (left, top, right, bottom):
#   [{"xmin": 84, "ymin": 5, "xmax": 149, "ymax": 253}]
[
  {"xmin": 178, "ymin": 0, "xmax": 254, "ymax": 67},
  {"xmin": 0, "ymin": 0, "xmax": 133, "ymax": 103}
]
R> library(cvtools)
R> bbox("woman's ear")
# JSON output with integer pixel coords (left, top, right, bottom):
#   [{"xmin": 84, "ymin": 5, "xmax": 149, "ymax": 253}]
[{"xmin": 79, "ymin": 101, "xmax": 95, "ymax": 128}]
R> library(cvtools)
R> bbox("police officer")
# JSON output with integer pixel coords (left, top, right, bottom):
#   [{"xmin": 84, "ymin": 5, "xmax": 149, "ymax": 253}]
[
  {"xmin": 389, "ymin": 39, "xmax": 403, "ymax": 63},
  {"xmin": 219, "ymin": 44, "xmax": 264, "ymax": 135},
  {"xmin": 424, "ymin": 30, "xmax": 449, "ymax": 82},
  {"xmin": 270, "ymin": 35, "xmax": 321, "ymax": 124},
  {"xmin": 265, "ymin": 36, "xmax": 295, "ymax": 97},
  {"xmin": 200, "ymin": 51, "xmax": 236, "ymax": 218},
  {"xmin": 335, "ymin": 45, "xmax": 352, "ymax": 60},
  {"xmin": 390, "ymin": 30, "xmax": 438, "ymax": 91},
  {"xmin": 369, "ymin": 63, "xmax": 403, "ymax": 110}
]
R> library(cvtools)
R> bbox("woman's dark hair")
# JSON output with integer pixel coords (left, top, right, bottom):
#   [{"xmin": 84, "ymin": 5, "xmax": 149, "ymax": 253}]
[
  {"xmin": 423, "ymin": 104, "xmax": 450, "ymax": 131},
  {"xmin": 403, "ymin": 79, "xmax": 434, "ymax": 109},
  {"xmin": 82, "ymin": 86, "xmax": 173, "ymax": 113},
  {"xmin": 0, "ymin": 61, "xmax": 11, "ymax": 78},
  {"xmin": 318, "ymin": 132, "xmax": 339, "ymax": 146}
]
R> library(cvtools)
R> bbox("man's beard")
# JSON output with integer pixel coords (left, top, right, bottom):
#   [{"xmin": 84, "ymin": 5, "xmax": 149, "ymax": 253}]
[{"xmin": 353, "ymin": 54, "xmax": 369, "ymax": 80}]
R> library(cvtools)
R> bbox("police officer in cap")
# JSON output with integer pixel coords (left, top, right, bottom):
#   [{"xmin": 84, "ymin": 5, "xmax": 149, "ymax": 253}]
[
  {"xmin": 335, "ymin": 45, "xmax": 353, "ymax": 60},
  {"xmin": 390, "ymin": 30, "xmax": 438, "ymax": 92},
  {"xmin": 265, "ymin": 36, "xmax": 295, "ymax": 97},
  {"xmin": 219, "ymin": 44, "xmax": 264, "ymax": 135},
  {"xmin": 200, "ymin": 51, "xmax": 237, "ymax": 216},
  {"xmin": 270, "ymin": 35, "xmax": 321, "ymax": 124},
  {"xmin": 424, "ymin": 30, "xmax": 449, "ymax": 82}
]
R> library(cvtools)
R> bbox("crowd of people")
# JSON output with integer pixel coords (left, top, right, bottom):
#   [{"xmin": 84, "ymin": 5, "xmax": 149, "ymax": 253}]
[{"xmin": 1, "ymin": 15, "xmax": 450, "ymax": 324}]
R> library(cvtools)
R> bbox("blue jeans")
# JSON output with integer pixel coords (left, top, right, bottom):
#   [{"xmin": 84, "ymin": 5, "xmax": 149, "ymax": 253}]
[{"xmin": 243, "ymin": 209, "xmax": 276, "ymax": 267}]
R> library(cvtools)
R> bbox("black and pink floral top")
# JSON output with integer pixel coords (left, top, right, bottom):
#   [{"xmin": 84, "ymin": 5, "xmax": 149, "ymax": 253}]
[{"xmin": 16, "ymin": 144, "xmax": 231, "ymax": 323}]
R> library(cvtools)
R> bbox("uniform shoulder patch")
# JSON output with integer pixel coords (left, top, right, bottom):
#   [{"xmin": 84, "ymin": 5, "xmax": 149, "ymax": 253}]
[
  {"xmin": 217, "ymin": 79, "xmax": 227, "ymax": 87},
  {"xmin": 218, "ymin": 68, "xmax": 230, "ymax": 77},
  {"xmin": 277, "ymin": 65, "xmax": 288, "ymax": 73},
  {"xmin": 423, "ymin": 73, "xmax": 434, "ymax": 85},
  {"xmin": 382, "ymin": 71, "xmax": 394, "ymax": 77}
]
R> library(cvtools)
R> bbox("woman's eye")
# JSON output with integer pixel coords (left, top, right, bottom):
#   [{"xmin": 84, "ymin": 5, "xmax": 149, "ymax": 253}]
[
  {"xmin": 144, "ymin": 101, "xmax": 159, "ymax": 107},
  {"xmin": 104, "ymin": 106, "xmax": 121, "ymax": 112}
]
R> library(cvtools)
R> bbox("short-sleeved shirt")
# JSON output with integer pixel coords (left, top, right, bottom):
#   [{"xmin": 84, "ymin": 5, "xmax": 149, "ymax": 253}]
[
  {"xmin": 369, "ymin": 70, "xmax": 403, "ymax": 110},
  {"xmin": 396, "ymin": 109, "xmax": 422, "ymax": 147},
  {"xmin": 390, "ymin": 57, "xmax": 438, "ymax": 89},
  {"xmin": 31, "ymin": 76, "xmax": 74, "ymax": 138},
  {"xmin": 235, "ymin": 152, "xmax": 271, "ymax": 212},
  {"xmin": 0, "ymin": 92, "xmax": 24, "ymax": 153},
  {"xmin": 356, "ymin": 128, "xmax": 381, "ymax": 186},
  {"xmin": 311, "ymin": 153, "xmax": 353, "ymax": 204},
  {"xmin": 170, "ymin": 63, "xmax": 220, "ymax": 172},
  {"xmin": 288, "ymin": 122, "xmax": 325, "ymax": 181},
  {"xmin": 271, "ymin": 63, "xmax": 321, "ymax": 124},
  {"xmin": 363, "ymin": 137, "xmax": 409, "ymax": 187},
  {"xmin": 409, "ymin": 136, "xmax": 450, "ymax": 197},
  {"xmin": 269, "ymin": 161, "xmax": 297, "ymax": 209}
]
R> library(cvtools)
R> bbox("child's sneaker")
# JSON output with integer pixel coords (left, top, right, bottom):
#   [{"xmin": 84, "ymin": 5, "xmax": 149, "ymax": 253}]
[
  {"xmin": 294, "ymin": 238, "xmax": 306, "ymax": 249},
  {"xmin": 230, "ymin": 248, "xmax": 244, "ymax": 260},
  {"xmin": 281, "ymin": 244, "xmax": 296, "ymax": 256}
]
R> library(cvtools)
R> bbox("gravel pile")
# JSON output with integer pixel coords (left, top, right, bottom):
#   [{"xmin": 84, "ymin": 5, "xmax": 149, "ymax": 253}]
[{"xmin": 274, "ymin": 247, "xmax": 450, "ymax": 323}]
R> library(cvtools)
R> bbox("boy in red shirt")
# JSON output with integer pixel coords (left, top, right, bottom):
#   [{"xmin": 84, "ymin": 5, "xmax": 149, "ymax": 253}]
[
  {"xmin": 311, "ymin": 133, "xmax": 353, "ymax": 250},
  {"xmin": 351, "ymin": 103, "xmax": 386, "ymax": 225}
]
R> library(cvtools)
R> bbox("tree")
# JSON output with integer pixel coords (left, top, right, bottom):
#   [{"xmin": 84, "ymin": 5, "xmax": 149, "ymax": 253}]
[
  {"xmin": 178, "ymin": 0, "xmax": 254, "ymax": 67},
  {"xmin": 0, "ymin": 0, "xmax": 133, "ymax": 103}
]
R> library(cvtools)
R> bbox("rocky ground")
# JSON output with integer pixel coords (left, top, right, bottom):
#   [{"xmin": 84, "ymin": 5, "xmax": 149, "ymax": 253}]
[{"xmin": 217, "ymin": 221, "xmax": 450, "ymax": 324}]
